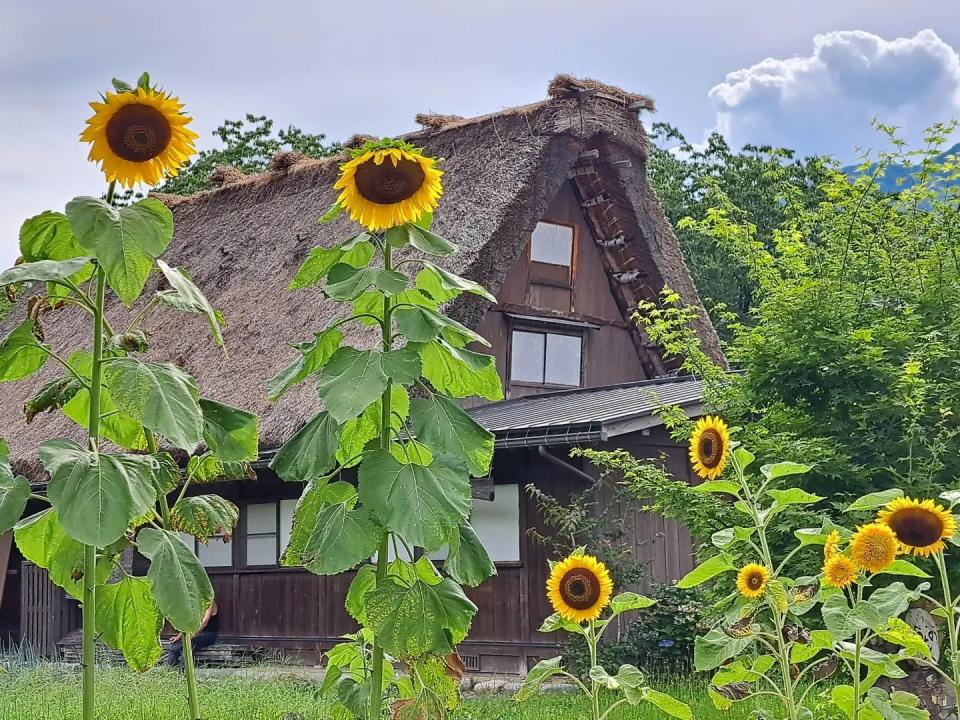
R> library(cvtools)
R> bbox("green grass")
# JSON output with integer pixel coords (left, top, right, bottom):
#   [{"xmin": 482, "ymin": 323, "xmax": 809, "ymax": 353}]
[{"xmin": 0, "ymin": 664, "xmax": 768, "ymax": 720}]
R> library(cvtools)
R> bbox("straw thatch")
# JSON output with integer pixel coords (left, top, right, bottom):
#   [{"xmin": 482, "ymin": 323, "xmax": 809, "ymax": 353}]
[
  {"xmin": 547, "ymin": 74, "xmax": 656, "ymax": 112},
  {"xmin": 415, "ymin": 113, "xmax": 465, "ymax": 130},
  {"xmin": 208, "ymin": 165, "xmax": 246, "ymax": 187},
  {"xmin": 0, "ymin": 76, "xmax": 721, "ymax": 479}
]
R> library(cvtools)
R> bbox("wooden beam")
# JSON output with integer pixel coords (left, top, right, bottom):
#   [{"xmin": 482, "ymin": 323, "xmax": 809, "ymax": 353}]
[{"xmin": 0, "ymin": 532, "xmax": 11, "ymax": 613}]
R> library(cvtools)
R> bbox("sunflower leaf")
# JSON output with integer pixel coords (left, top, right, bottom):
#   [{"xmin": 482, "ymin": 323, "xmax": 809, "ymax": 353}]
[
  {"xmin": 420, "ymin": 262, "xmax": 495, "ymax": 302},
  {"xmin": 0, "ymin": 320, "xmax": 49, "ymax": 382},
  {"xmin": 155, "ymin": 260, "xmax": 225, "ymax": 350},
  {"xmin": 845, "ymin": 488, "xmax": 904, "ymax": 513},
  {"xmin": 676, "ymin": 554, "xmax": 735, "ymax": 589}
]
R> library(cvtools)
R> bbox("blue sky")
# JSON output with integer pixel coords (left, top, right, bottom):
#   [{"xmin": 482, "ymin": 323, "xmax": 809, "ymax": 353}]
[{"xmin": 1, "ymin": 1, "xmax": 958, "ymax": 269}]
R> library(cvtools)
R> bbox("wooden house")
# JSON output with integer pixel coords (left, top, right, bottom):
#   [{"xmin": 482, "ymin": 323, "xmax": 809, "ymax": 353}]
[{"xmin": 0, "ymin": 75, "xmax": 723, "ymax": 673}]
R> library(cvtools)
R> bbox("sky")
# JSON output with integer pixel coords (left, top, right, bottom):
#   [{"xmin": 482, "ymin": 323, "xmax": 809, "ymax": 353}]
[{"xmin": 1, "ymin": 1, "xmax": 959, "ymax": 270}]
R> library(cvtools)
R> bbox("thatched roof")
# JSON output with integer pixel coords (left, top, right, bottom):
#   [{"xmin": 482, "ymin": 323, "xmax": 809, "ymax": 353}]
[{"xmin": 0, "ymin": 75, "xmax": 722, "ymax": 478}]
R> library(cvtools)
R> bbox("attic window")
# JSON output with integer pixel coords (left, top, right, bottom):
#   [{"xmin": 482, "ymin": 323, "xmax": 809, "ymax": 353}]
[
  {"xmin": 530, "ymin": 222, "xmax": 574, "ymax": 266},
  {"xmin": 510, "ymin": 329, "xmax": 582, "ymax": 387}
]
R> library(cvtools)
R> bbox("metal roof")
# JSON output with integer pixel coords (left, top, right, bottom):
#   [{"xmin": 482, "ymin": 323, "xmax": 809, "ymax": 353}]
[{"xmin": 466, "ymin": 376, "xmax": 704, "ymax": 448}]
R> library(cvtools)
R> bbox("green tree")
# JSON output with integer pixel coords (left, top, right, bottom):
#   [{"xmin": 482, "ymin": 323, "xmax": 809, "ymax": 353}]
[
  {"xmin": 647, "ymin": 124, "xmax": 829, "ymax": 335},
  {"xmin": 158, "ymin": 114, "xmax": 341, "ymax": 195}
]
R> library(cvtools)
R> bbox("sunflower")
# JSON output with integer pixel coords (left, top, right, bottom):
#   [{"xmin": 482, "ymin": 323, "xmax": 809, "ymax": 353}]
[
  {"xmin": 736, "ymin": 563, "xmax": 771, "ymax": 599},
  {"xmin": 334, "ymin": 141, "xmax": 443, "ymax": 232},
  {"xmin": 81, "ymin": 86, "xmax": 198, "ymax": 188},
  {"xmin": 546, "ymin": 553, "xmax": 614, "ymax": 623},
  {"xmin": 823, "ymin": 530, "xmax": 842, "ymax": 562},
  {"xmin": 822, "ymin": 554, "xmax": 858, "ymax": 589},
  {"xmin": 689, "ymin": 416, "xmax": 731, "ymax": 480},
  {"xmin": 849, "ymin": 523, "xmax": 898, "ymax": 573},
  {"xmin": 878, "ymin": 497, "xmax": 957, "ymax": 557}
]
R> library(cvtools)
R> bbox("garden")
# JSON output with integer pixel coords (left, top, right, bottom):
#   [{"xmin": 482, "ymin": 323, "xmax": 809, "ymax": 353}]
[{"xmin": 0, "ymin": 66, "xmax": 958, "ymax": 720}]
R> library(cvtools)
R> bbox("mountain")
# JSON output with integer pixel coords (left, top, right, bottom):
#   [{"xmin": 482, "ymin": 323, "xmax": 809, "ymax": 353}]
[{"xmin": 844, "ymin": 142, "xmax": 960, "ymax": 193}]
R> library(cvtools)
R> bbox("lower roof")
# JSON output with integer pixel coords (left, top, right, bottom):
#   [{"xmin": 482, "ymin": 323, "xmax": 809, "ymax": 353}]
[{"xmin": 466, "ymin": 376, "xmax": 704, "ymax": 448}]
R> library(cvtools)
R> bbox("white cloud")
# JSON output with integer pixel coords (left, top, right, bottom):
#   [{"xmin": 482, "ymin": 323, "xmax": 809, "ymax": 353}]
[{"xmin": 709, "ymin": 29, "xmax": 960, "ymax": 157}]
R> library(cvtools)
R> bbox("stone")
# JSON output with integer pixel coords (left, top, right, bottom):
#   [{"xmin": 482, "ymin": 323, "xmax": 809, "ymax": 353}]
[
  {"xmin": 459, "ymin": 676, "xmax": 475, "ymax": 691},
  {"xmin": 541, "ymin": 683, "xmax": 578, "ymax": 694},
  {"xmin": 473, "ymin": 679, "xmax": 507, "ymax": 694},
  {"xmin": 502, "ymin": 681, "xmax": 524, "ymax": 694}
]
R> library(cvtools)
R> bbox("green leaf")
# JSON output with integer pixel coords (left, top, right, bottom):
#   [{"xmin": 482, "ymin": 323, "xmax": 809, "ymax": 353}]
[
  {"xmin": 420, "ymin": 261, "xmax": 495, "ymax": 302},
  {"xmin": 712, "ymin": 526, "xmax": 756, "ymax": 549},
  {"xmin": 760, "ymin": 462, "xmax": 812, "ymax": 481},
  {"xmin": 419, "ymin": 340, "xmax": 502, "ymax": 401},
  {"xmin": 865, "ymin": 582, "xmax": 926, "ymax": 625},
  {"xmin": 766, "ymin": 488, "xmax": 824, "ymax": 506},
  {"xmin": 874, "ymin": 559, "xmax": 932, "ymax": 579},
  {"xmin": 695, "ymin": 627, "xmax": 752, "ymax": 671},
  {"xmin": 325, "ymin": 263, "xmax": 407, "ymax": 301},
  {"xmin": 19, "ymin": 211, "xmax": 86, "ymax": 262},
  {"xmin": 155, "ymin": 260, "xmax": 224, "ymax": 349},
  {"xmin": 846, "ymin": 489, "xmax": 904, "ymax": 513},
  {"xmin": 65, "ymin": 196, "xmax": 173, "ymax": 305},
  {"xmin": 270, "ymin": 412, "xmax": 341, "ymax": 482},
  {"xmin": 358, "ymin": 450, "xmax": 472, "ymax": 552},
  {"xmin": 822, "ymin": 592, "xmax": 880, "ymax": 640},
  {"xmin": 0, "ymin": 320, "xmax": 48, "ymax": 382},
  {"xmin": 61, "ymin": 351, "xmax": 145, "ymax": 451},
  {"xmin": 940, "ymin": 490, "xmax": 960, "ymax": 508},
  {"xmin": 13, "ymin": 509, "xmax": 113, "ymax": 599},
  {"xmin": 267, "ymin": 326, "xmax": 343, "ymax": 400},
  {"xmin": 95, "ymin": 576, "xmax": 164, "ymax": 671},
  {"xmin": 610, "ymin": 592, "xmax": 657, "ymax": 614},
  {"xmin": 137, "ymin": 528, "xmax": 214, "ymax": 633},
  {"xmin": 381, "ymin": 346, "xmax": 422, "ymax": 385},
  {"xmin": 538, "ymin": 612, "xmax": 586, "ymax": 635},
  {"xmin": 168, "ymin": 495, "xmax": 239, "ymax": 543},
  {"xmin": 103, "ymin": 358, "xmax": 203, "ymax": 451},
  {"xmin": 676, "ymin": 554, "xmax": 735, "ymax": 589},
  {"xmin": 345, "ymin": 565, "xmax": 377, "ymax": 623},
  {"xmin": 316, "ymin": 348, "xmax": 390, "ymax": 423},
  {"xmin": 199, "ymin": 398, "xmax": 258, "ymax": 463},
  {"xmin": 878, "ymin": 618, "xmax": 931, "ymax": 658},
  {"xmin": 289, "ymin": 236, "xmax": 373, "ymax": 289},
  {"xmin": 640, "ymin": 688, "xmax": 693, "ymax": 719},
  {"xmin": 695, "ymin": 480, "xmax": 742, "ymax": 497},
  {"xmin": 318, "ymin": 201, "xmax": 343, "ymax": 225},
  {"xmin": 443, "ymin": 521, "xmax": 496, "ymax": 587},
  {"xmin": 395, "ymin": 305, "xmax": 490, "ymax": 346},
  {"xmin": 767, "ymin": 580, "xmax": 789, "ymax": 612},
  {"xmin": 0, "ymin": 469, "xmax": 29, "ymax": 533},
  {"xmin": 300, "ymin": 502, "xmax": 381, "ymax": 575},
  {"xmin": 390, "ymin": 224, "xmax": 456, "ymax": 257},
  {"xmin": 732, "ymin": 447, "xmax": 755, "ymax": 471},
  {"xmin": 0, "ymin": 257, "xmax": 92, "ymax": 287},
  {"xmin": 42, "ymin": 438, "xmax": 158, "ymax": 546},
  {"xmin": 365, "ymin": 576, "xmax": 476, "ymax": 657},
  {"xmin": 516, "ymin": 657, "xmax": 564, "ymax": 702},
  {"xmin": 409, "ymin": 395, "xmax": 494, "ymax": 477}
]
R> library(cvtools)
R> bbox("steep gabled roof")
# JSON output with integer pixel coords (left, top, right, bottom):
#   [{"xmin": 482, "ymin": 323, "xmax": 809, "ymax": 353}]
[{"xmin": 0, "ymin": 75, "xmax": 722, "ymax": 477}]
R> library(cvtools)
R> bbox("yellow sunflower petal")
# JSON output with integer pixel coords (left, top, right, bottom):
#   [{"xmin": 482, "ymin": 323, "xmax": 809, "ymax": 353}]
[
  {"xmin": 878, "ymin": 497, "xmax": 957, "ymax": 558},
  {"xmin": 689, "ymin": 415, "xmax": 731, "ymax": 480},
  {"xmin": 849, "ymin": 523, "xmax": 898, "ymax": 573},
  {"xmin": 736, "ymin": 563, "xmax": 770, "ymax": 599},
  {"xmin": 546, "ymin": 553, "xmax": 614, "ymax": 623}
]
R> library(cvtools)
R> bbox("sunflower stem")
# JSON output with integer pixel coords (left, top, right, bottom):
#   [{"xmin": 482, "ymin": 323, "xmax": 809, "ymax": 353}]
[
  {"xmin": 368, "ymin": 239, "xmax": 394, "ymax": 720},
  {"xmin": 935, "ymin": 553, "xmax": 960, "ymax": 698},
  {"xmin": 852, "ymin": 583, "xmax": 864, "ymax": 720},
  {"xmin": 182, "ymin": 633, "xmax": 202, "ymax": 720}
]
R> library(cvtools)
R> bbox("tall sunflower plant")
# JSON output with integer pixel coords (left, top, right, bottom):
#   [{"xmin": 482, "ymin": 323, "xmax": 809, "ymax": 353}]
[
  {"xmin": 515, "ymin": 551, "xmax": 693, "ymax": 720},
  {"xmin": 682, "ymin": 416, "xmax": 938, "ymax": 720},
  {"xmin": 269, "ymin": 138, "xmax": 503, "ymax": 720},
  {"xmin": 0, "ymin": 74, "xmax": 258, "ymax": 720}
]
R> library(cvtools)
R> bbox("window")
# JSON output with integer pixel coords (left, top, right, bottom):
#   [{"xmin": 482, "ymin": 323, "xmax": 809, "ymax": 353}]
[
  {"xmin": 510, "ymin": 329, "xmax": 582, "ymax": 386},
  {"xmin": 177, "ymin": 499, "xmax": 297, "ymax": 569},
  {"xmin": 178, "ymin": 532, "xmax": 233, "ymax": 569},
  {"xmin": 530, "ymin": 222, "xmax": 573, "ymax": 266},
  {"xmin": 431, "ymin": 485, "xmax": 521, "ymax": 563}
]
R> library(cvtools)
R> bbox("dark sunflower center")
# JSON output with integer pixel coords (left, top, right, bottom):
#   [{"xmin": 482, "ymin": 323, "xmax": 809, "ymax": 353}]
[
  {"xmin": 354, "ymin": 157, "xmax": 425, "ymax": 205},
  {"xmin": 698, "ymin": 428, "xmax": 723, "ymax": 468},
  {"xmin": 106, "ymin": 104, "xmax": 172, "ymax": 162},
  {"xmin": 888, "ymin": 509, "xmax": 944, "ymax": 547},
  {"xmin": 747, "ymin": 573, "xmax": 764, "ymax": 590},
  {"xmin": 559, "ymin": 568, "xmax": 601, "ymax": 610}
]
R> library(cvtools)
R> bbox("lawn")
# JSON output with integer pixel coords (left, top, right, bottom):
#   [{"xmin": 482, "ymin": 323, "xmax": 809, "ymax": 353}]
[{"xmin": 0, "ymin": 664, "xmax": 771, "ymax": 720}]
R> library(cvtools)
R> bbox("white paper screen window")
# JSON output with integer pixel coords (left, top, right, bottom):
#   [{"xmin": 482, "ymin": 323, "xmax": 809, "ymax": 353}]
[
  {"xmin": 246, "ymin": 502, "xmax": 278, "ymax": 566},
  {"xmin": 530, "ymin": 222, "xmax": 573, "ymax": 266},
  {"xmin": 431, "ymin": 485, "xmax": 521, "ymax": 562},
  {"xmin": 510, "ymin": 330, "xmax": 545, "ymax": 383},
  {"xmin": 544, "ymin": 333, "xmax": 582, "ymax": 386}
]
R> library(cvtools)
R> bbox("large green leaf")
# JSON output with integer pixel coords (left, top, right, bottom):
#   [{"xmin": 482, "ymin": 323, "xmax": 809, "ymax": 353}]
[
  {"xmin": 516, "ymin": 657, "xmax": 565, "ymax": 702},
  {"xmin": 282, "ymin": 480, "xmax": 341, "ymax": 566},
  {"xmin": 760, "ymin": 462, "xmax": 812, "ymax": 481},
  {"xmin": 267, "ymin": 326, "xmax": 343, "ymax": 401},
  {"xmin": 289, "ymin": 235, "xmax": 373, "ymax": 289},
  {"xmin": 155, "ymin": 260, "xmax": 224, "ymax": 349},
  {"xmin": 103, "ymin": 358, "xmax": 203, "ymax": 451},
  {"xmin": 0, "ymin": 258, "xmax": 92, "ymax": 287},
  {"xmin": 19, "ymin": 211, "xmax": 86, "ymax": 262},
  {"xmin": 846, "ymin": 489, "xmax": 904, "ymax": 513},
  {"xmin": 13, "ymin": 509, "xmax": 113, "ymax": 599},
  {"xmin": 137, "ymin": 528, "xmax": 214, "ymax": 633},
  {"xmin": 270, "ymin": 411, "xmax": 341, "ymax": 482},
  {"xmin": 0, "ymin": 467, "xmax": 29, "ymax": 533},
  {"xmin": 61, "ymin": 351, "xmax": 145, "ymax": 450},
  {"xmin": 0, "ymin": 320, "xmax": 48, "ymax": 382},
  {"xmin": 316, "ymin": 348, "xmax": 390, "ymax": 423},
  {"xmin": 358, "ymin": 450, "xmax": 472, "ymax": 551},
  {"xmin": 300, "ymin": 502, "xmax": 381, "ymax": 575},
  {"xmin": 419, "ymin": 340, "xmax": 502, "ymax": 401},
  {"xmin": 168, "ymin": 495, "xmax": 239, "ymax": 543},
  {"xmin": 420, "ymin": 261, "xmax": 495, "ymax": 302},
  {"xmin": 66, "ymin": 196, "xmax": 173, "ymax": 305},
  {"xmin": 42, "ymin": 439, "xmax": 157, "ymax": 546},
  {"xmin": 386, "ymin": 224, "xmax": 456, "ymax": 257},
  {"xmin": 336, "ymin": 384, "xmax": 409, "ymax": 467},
  {"xmin": 695, "ymin": 627, "xmax": 752, "ymax": 671},
  {"xmin": 365, "ymin": 576, "xmax": 476, "ymax": 657},
  {"xmin": 640, "ymin": 688, "xmax": 693, "ymax": 719},
  {"xmin": 409, "ymin": 395, "xmax": 494, "ymax": 477},
  {"xmin": 96, "ymin": 576, "xmax": 164, "ymax": 671},
  {"xmin": 766, "ymin": 488, "xmax": 824, "ymax": 506},
  {"xmin": 395, "ymin": 305, "xmax": 489, "ymax": 348},
  {"xmin": 325, "ymin": 263, "xmax": 407, "ymax": 301},
  {"xmin": 676, "ymin": 554, "xmax": 735, "ymax": 589},
  {"xmin": 443, "ymin": 521, "xmax": 495, "ymax": 587},
  {"xmin": 610, "ymin": 592, "xmax": 657, "ymax": 614},
  {"xmin": 822, "ymin": 592, "xmax": 881, "ymax": 640},
  {"xmin": 199, "ymin": 398, "xmax": 258, "ymax": 463}
]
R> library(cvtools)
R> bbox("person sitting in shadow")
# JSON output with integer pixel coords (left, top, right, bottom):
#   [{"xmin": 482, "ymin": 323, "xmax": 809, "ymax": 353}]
[{"xmin": 167, "ymin": 599, "xmax": 219, "ymax": 668}]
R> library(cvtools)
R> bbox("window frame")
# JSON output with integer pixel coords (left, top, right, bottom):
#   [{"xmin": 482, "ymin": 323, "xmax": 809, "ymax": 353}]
[
  {"xmin": 242, "ymin": 501, "xmax": 282, "ymax": 569},
  {"xmin": 528, "ymin": 220, "xmax": 577, "ymax": 289},
  {"xmin": 508, "ymin": 325, "xmax": 584, "ymax": 389}
]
